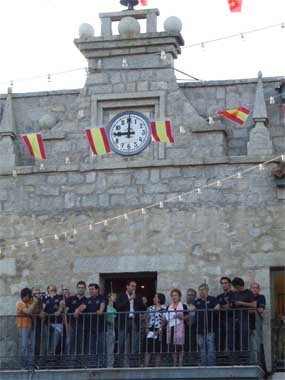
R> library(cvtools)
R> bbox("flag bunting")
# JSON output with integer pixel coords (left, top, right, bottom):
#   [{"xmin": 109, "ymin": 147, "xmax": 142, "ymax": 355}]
[
  {"xmin": 22, "ymin": 133, "xmax": 47, "ymax": 160},
  {"xmin": 140, "ymin": 0, "xmax": 148, "ymax": 5},
  {"xmin": 86, "ymin": 128, "xmax": 111, "ymax": 156},
  {"xmin": 151, "ymin": 120, "xmax": 174, "ymax": 143},
  {"xmin": 218, "ymin": 107, "xmax": 250, "ymax": 125},
  {"xmin": 228, "ymin": 0, "xmax": 242, "ymax": 12}
]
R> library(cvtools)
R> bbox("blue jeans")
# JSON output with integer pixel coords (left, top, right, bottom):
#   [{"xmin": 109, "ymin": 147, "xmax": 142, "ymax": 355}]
[
  {"xmin": 47, "ymin": 324, "xmax": 63, "ymax": 355},
  {"xmin": 198, "ymin": 332, "xmax": 216, "ymax": 366},
  {"xmin": 18, "ymin": 327, "xmax": 35, "ymax": 369}
]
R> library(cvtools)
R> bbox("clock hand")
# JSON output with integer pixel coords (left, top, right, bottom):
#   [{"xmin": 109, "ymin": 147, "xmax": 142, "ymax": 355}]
[
  {"xmin": 127, "ymin": 115, "xmax": 131, "ymax": 139},
  {"xmin": 113, "ymin": 131, "xmax": 135, "ymax": 137}
]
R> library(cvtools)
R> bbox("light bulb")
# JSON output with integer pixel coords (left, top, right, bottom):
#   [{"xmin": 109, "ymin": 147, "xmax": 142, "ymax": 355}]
[
  {"xmin": 237, "ymin": 172, "xmax": 242, "ymax": 179},
  {"xmin": 178, "ymin": 195, "xmax": 183, "ymax": 202},
  {"xmin": 40, "ymin": 163, "xmax": 44, "ymax": 170},
  {"xmin": 12, "ymin": 170, "xmax": 17, "ymax": 177},
  {"xmin": 141, "ymin": 208, "xmax": 146, "ymax": 215},
  {"xmin": 122, "ymin": 58, "xmax": 128, "ymax": 68},
  {"xmin": 39, "ymin": 238, "xmax": 44, "ymax": 245},
  {"xmin": 54, "ymin": 234, "xmax": 59, "ymax": 240},
  {"xmin": 179, "ymin": 126, "xmax": 186, "ymax": 134},
  {"xmin": 208, "ymin": 116, "xmax": 214, "ymax": 125},
  {"xmin": 197, "ymin": 188, "xmax": 202, "ymax": 194},
  {"xmin": 47, "ymin": 73, "xmax": 52, "ymax": 83},
  {"xmin": 89, "ymin": 224, "xmax": 93, "ymax": 231},
  {"xmin": 24, "ymin": 242, "xmax": 29, "ymax": 248},
  {"xmin": 97, "ymin": 59, "xmax": 103, "ymax": 69},
  {"xmin": 124, "ymin": 214, "xmax": 128, "ymax": 221},
  {"xmin": 281, "ymin": 22, "xmax": 285, "ymax": 29},
  {"xmin": 11, "ymin": 245, "xmax": 16, "ymax": 251},
  {"xmin": 73, "ymin": 229, "xmax": 78, "ymax": 236},
  {"xmin": 201, "ymin": 42, "xmax": 205, "ymax": 50},
  {"xmin": 281, "ymin": 155, "xmax": 285, "ymax": 161},
  {"xmin": 104, "ymin": 220, "xmax": 108, "ymax": 226},
  {"xmin": 65, "ymin": 157, "xmax": 70, "ymax": 164},
  {"xmin": 241, "ymin": 33, "xmax": 245, "ymax": 41},
  {"xmin": 216, "ymin": 180, "xmax": 222, "ymax": 188},
  {"xmin": 159, "ymin": 201, "xmax": 164, "ymax": 209},
  {"xmin": 258, "ymin": 164, "xmax": 265, "ymax": 171},
  {"xmin": 160, "ymin": 50, "xmax": 167, "ymax": 61},
  {"xmin": 269, "ymin": 96, "xmax": 275, "ymax": 105},
  {"xmin": 64, "ymin": 232, "xmax": 68, "ymax": 238}
]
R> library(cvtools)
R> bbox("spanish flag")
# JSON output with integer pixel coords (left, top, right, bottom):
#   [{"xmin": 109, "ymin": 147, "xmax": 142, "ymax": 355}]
[
  {"xmin": 151, "ymin": 120, "xmax": 174, "ymax": 143},
  {"xmin": 22, "ymin": 133, "xmax": 47, "ymax": 160},
  {"xmin": 218, "ymin": 107, "xmax": 250, "ymax": 125},
  {"xmin": 228, "ymin": 0, "xmax": 242, "ymax": 12},
  {"xmin": 86, "ymin": 128, "xmax": 111, "ymax": 156}
]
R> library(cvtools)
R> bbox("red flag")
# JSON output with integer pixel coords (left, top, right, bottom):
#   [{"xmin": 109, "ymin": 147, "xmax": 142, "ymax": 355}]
[
  {"xmin": 140, "ymin": 0, "xmax": 148, "ymax": 5},
  {"xmin": 228, "ymin": 0, "xmax": 242, "ymax": 12}
]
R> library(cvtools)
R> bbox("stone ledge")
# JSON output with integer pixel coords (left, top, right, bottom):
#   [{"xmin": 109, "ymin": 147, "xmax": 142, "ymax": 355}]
[
  {"xmin": 0, "ymin": 155, "xmax": 281, "ymax": 177},
  {"xmin": 178, "ymin": 76, "xmax": 284, "ymax": 88},
  {"xmin": 191, "ymin": 124, "xmax": 227, "ymax": 135},
  {"xmin": 0, "ymin": 89, "xmax": 80, "ymax": 99},
  {"xmin": 42, "ymin": 131, "xmax": 66, "ymax": 141},
  {"xmin": 99, "ymin": 8, "xmax": 160, "ymax": 21},
  {"xmin": 0, "ymin": 366, "xmax": 265, "ymax": 380}
]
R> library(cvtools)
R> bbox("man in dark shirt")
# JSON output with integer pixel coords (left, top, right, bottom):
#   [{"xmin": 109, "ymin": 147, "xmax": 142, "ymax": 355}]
[
  {"xmin": 249, "ymin": 282, "xmax": 266, "ymax": 365},
  {"xmin": 43, "ymin": 285, "xmax": 64, "ymax": 355},
  {"xmin": 116, "ymin": 280, "xmax": 145, "ymax": 366},
  {"xmin": 85, "ymin": 283, "xmax": 106, "ymax": 365},
  {"xmin": 65, "ymin": 281, "xmax": 88, "ymax": 355},
  {"xmin": 216, "ymin": 276, "xmax": 234, "ymax": 352},
  {"xmin": 193, "ymin": 284, "xmax": 220, "ymax": 366},
  {"xmin": 230, "ymin": 277, "xmax": 257, "ymax": 353}
]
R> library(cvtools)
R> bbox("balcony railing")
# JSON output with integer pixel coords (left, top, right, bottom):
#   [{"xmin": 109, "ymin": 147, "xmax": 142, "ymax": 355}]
[
  {"xmin": 272, "ymin": 317, "xmax": 285, "ymax": 371},
  {"xmin": 0, "ymin": 309, "xmax": 263, "ymax": 370}
]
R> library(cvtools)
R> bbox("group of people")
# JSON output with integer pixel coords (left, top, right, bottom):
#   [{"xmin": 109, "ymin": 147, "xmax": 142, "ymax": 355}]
[{"xmin": 16, "ymin": 276, "xmax": 266, "ymax": 369}]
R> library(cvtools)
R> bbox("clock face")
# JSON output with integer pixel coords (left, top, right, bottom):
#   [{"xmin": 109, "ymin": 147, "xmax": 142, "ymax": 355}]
[{"xmin": 107, "ymin": 111, "xmax": 151, "ymax": 156}]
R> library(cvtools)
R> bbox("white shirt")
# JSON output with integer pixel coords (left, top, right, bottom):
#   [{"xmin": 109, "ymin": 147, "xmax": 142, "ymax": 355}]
[{"xmin": 127, "ymin": 292, "xmax": 134, "ymax": 318}]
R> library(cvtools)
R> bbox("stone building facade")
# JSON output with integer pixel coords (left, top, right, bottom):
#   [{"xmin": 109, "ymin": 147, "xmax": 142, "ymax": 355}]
[{"xmin": 0, "ymin": 5, "xmax": 284, "ymax": 370}]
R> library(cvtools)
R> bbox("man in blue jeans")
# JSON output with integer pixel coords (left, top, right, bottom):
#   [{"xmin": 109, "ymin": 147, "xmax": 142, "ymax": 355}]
[
  {"xmin": 193, "ymin": 284, "xmax": 220, "ymax": 366},
  {"xmin": 16, "ymin": 288, "xmax": 41, "ymax": 369}
]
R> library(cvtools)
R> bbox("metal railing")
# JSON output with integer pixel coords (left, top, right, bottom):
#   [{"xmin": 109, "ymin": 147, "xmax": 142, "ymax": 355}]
[
  {"xmin": 0, "ymin": 309, "xmax": 263, "ymax": 370},
  {"xmin": 272, "ymin": 317, "xmax": 285, "ymax": 371}
]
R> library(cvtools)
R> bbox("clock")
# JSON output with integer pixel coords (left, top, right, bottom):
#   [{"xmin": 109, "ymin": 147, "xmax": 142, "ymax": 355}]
[{"xmin": 107, "ymin": 111, "xmax": 151, "ymax": 156}]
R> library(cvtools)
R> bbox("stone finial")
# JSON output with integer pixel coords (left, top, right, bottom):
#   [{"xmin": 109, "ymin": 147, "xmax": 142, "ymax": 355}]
[
  {"xmin": 0, "ymin": 90, "xmax": 16, "ymax": 137},
  {"xmin": 247, "ymin": 71, "xmax": 273, "ymax": 156},
  {"xmin": 0, "ymin": 90, "xmax": 17, "ymax": 169},
  {"xmin": 79, "ymin": 23, "xmax": 95, "ymax": 39},
  {"xmin": 252, "ymin": 70, "xmax": 268, "ymax": 124},
  {"xmin": 164, "ymin": 16, "xmax": 182, "ymax": 33},
  {"xmin": 118, "ymin": 16, "xmax": 140, "ymax": 38}
]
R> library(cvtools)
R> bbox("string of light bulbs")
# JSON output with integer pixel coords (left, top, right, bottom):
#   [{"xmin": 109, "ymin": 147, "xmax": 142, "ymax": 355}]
[
  {"xmin": 183, "ymin": 21, "xmax": 284, "ymax": 49},
  {"xmin": 0, "ymin": 21, "xmax": 283, "ymax": 89},
  {"xmin": 1, "ymin": 153, "xmax": 284, "ymax": 255}
]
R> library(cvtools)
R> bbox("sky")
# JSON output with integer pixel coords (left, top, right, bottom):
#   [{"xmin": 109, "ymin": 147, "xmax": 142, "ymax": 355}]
[{"xmin": 0, "ymin": 0, "xmax": 284, "ymax": 94}]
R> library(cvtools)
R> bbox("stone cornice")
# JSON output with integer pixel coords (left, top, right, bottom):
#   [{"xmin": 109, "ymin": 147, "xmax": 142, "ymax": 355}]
[{"xmin": 0, "ymin": 155, "xmax": 280, "ymax": 177}]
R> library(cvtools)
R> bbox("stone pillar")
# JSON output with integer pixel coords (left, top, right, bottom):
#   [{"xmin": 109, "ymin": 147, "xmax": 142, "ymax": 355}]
[
  {"xmin": 0, "ymin": 89, "xmax": 17, "ymax": 170},
  {"xmin": 146, "ymin": 9, "xmax": 158, "ymax": 32},
  {"xmin": 101, "ymin": 16, "xmax": 112, "ymax": 37},
  {"xmin": 247, "ymin": 71, "xmax": 273, "ymax": 156}
]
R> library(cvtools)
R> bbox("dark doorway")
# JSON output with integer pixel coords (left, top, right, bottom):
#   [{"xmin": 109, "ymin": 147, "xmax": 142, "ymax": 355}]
[
  {"xmin": 100, "ymin": 272, "xmax": 157, "ymax": 306},
  {"xmin": 270, "ymin": 267, "xmax": 285, "ymax": 371}
]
